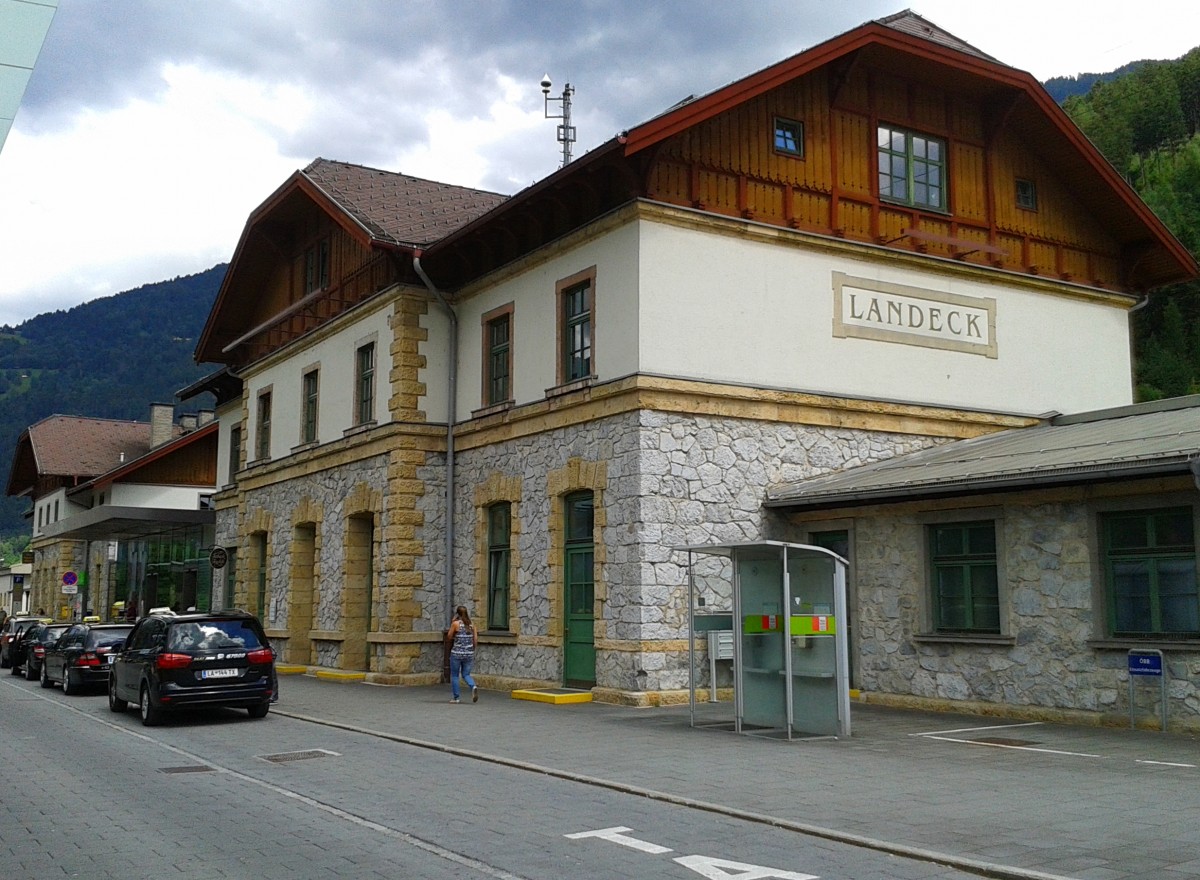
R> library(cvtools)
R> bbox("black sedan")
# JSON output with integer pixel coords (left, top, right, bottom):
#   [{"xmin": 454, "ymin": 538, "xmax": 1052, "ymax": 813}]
[
  {"xmin": 11, "ymin": 622, "xmax": 70, "ymax": 681},
  {"xmin": 41, "ymin": 623, "xmax": 133, "ymax": 695}
]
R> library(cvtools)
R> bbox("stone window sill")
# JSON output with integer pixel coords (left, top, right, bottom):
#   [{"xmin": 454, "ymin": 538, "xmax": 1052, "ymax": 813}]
[
  {"xmin": 342, "ymin": 420, "xmax": 377, "ymax": 439},
  {"xmin": 471, "ymin": 400, "xmax": 514, "ymax": 419},
  {"xmin": 913, "ymin": 632, "xmax": 1015, "ymax": 647},
  {"xmin": 546, "ymin": 376, "xmax": 595, "ymax": 398},
  {"xmin": 1087, "ymin": 638, "xmax": 1200, "ymax": 652}
]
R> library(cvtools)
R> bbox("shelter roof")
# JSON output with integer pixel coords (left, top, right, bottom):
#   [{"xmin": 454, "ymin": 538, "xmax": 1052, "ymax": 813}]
[{"xmin": 766, "ymin": 396, "xmax": 1200, "ymax": 510}]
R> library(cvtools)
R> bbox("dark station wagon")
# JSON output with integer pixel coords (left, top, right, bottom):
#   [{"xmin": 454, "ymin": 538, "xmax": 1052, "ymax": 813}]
[{"xmin": 108, "ymin": 610, "xmax": 275, "ymax": 725}]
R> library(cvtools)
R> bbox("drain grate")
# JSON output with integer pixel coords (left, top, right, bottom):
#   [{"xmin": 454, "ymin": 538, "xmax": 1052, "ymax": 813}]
[
  {"xmin": 259, "ymin": 748, "xmax": 339, "ymax": 764},
  {"xmin": 159, "ymin": 765, "xmax": 216, "ymax": 774},
  {"xmin": 970, "ymin": 736, "xmax": 1039, "ymax": 747}
]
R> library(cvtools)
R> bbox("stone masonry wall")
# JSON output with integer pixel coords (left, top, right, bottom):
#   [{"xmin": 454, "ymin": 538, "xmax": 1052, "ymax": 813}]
[
  {"xmin": 455, "ymin": 408, "xmax": 940, "ymax": 698},
  {"xmin": 852, "ymin": 498, "xmax": 1200, "ymax": 729}
]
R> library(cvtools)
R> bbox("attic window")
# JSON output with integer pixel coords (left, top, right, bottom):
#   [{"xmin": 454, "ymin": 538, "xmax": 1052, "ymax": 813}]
[
  {"xmin": 304, "ymin": 238, "xmax": 330, "ymax": 294},
  {"xmin": 774, "ymin": 117, "xmax": 804, "ymax": 157},
  {"xmin": 1015, "ymin": 178, "xmax": 1038, "ymax": 211}
]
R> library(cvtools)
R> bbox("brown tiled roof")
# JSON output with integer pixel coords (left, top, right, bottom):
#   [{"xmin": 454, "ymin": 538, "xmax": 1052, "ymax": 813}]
[
  {"xmin": 301, "ymin": 158, "xmax": 508, "ymax": 247},
  {"xmin": 876, "ymin": 10, "xmax": 997, "ymax": 62},
  {"xmin": 27, "ymin": 416, "xmax": 157, "ymax": 478}
]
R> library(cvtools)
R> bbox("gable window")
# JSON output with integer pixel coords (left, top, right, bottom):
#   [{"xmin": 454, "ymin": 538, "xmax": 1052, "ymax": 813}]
[
  {"xmin": 878, "ymin": 125, "xmax": 947, "ymax": 211},
  {"xmin": 227, "ymin": 424, "xmax": 241, "ymax": 484},
  {"xmin": 483, "ymin": 306, "xmax": 512, "ymax": 406},
  {"xmin": 355, "ymin": 342, "xmax": 376, "ymax": 425},
  {"xmin": 556, "ymin": 267, "xmax": 595, "ymax": 386},
  {"xmin": 929, "ymin": 521, "xmax": 999, "ymax": 633},
  {"xmin": 774, "ymin": 117, "xmax": 804, "ymax": 157},
  {"xmin": 486, "ymin": 502, "xmax": 511, "ymax": 630},
  {"xmin": 1015, "ymin": 178, "xmax": 1038, "ymax": 211},
  {"xmin": 255, "ymin": 390, "xmax": 272, "ymax": 461},
  {"xmin": 305, "ymin": 238, "xmax": 330, "ymax": 294},
  {"xmin": 301, "ymin": 368, "xmax": 319, "ymax": 444},
  {"xmin": 1102, "ymin": 508, "xmax": 1198, "ymax": 638}
]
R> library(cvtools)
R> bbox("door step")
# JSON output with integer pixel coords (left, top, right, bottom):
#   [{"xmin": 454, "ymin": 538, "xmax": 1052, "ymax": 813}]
[{"xmin": 511, "ymin": 688, "xmax": 593, "ymax": 704}]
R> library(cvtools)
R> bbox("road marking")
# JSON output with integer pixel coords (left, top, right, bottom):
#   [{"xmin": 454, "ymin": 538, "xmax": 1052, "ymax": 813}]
[
  {"xmin": 909, "ymin": 722, "xmax": 1043, "ymax": 737},
  {"xmin": 565, "ymin": 826, "xmax": 673, "ymax": 853},
  {"xmin": 1136, "ymin": 759, "xmax": 1197, "ymax": 768},
  {"xmin": 7, "ymin": 681, "xmax": 532, "ymax": 880},
  {"xmin": 916, "ymin": 735, "xmax": 1103, "ymax": 758}
]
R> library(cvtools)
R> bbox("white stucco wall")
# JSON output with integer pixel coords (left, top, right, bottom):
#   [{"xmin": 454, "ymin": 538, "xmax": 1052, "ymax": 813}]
[
  {"xmin": 454, "ymin": 221, "xmax": 641, "ymax": 414},
  {"xmin": 244, "ymin": 300, "xmax": 392, "ymax": 460},
  {"xmin": 637, "ymin": 219, "xmax": 1133, "ymax": 416},
  {"xmin": 215, "ymin": 401, "xmax": 241, "ymax": 488},
  {"xmin": 449, "ymin": 213, "xmax": 1133, "ymax": 419}
]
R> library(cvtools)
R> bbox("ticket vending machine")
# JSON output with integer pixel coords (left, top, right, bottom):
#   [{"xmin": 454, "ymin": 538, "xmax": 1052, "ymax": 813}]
[{"xmin": 680, "ymin": 541, "xmax": 850, "ymax": 739}]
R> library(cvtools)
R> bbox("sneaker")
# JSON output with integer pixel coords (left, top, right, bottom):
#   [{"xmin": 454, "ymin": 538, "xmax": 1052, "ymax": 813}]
[
  {"xmin": 450, "ymin": 698, "xmax": 460, "ymax": 704},
  {"xmin": 472, "ymin": 686, "xmax": 479, "ymax": 703}
]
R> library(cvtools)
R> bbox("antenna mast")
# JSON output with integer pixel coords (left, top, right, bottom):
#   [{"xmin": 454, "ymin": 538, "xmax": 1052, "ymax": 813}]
[{"xmin": 540, "ymin": 74, "xmax": 576, "ymax": 167}]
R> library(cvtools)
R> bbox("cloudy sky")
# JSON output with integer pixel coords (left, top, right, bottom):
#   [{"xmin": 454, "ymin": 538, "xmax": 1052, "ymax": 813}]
[{"xmin": 0, "ymin": 0, "xmax": 1195, "ymax": 328}]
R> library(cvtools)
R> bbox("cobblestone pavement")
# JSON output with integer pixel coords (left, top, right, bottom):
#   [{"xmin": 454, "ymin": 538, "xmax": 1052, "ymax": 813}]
[{"xmin": 273, "ymin": 674, "xmax": 1200, "ymax": 880}]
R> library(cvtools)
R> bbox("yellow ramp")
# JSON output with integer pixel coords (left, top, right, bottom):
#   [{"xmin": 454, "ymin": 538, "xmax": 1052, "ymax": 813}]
[{"xmin": 511, "ymin": 688, "xmax": 592, "ymax": 705}]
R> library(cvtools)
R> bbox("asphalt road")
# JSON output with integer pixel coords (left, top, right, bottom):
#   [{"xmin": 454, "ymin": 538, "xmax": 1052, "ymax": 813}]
[{"xmin": 0, "ymin": 673, "xmax": 993, "ymax": 880}]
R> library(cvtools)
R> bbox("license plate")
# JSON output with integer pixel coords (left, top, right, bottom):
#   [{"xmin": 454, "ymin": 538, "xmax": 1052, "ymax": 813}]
[{"xmin": 201, "ymin": 668, "xmax": 239, "ymax": 679}]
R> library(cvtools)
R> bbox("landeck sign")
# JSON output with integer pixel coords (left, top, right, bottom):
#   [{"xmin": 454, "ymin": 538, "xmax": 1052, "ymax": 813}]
[{"xmin": 832, "ymin": 271, "xmax": 997, "ymax": 358}]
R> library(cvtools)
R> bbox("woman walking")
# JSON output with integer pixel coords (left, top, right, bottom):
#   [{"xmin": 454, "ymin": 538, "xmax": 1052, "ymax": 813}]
[{"xmin": 446, "ymin": 605, "xmax": 478, "ymax": 703}]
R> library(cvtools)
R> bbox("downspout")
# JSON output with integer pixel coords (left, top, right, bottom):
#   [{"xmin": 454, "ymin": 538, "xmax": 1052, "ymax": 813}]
[{"xmin": 412, "ymin": 251, "xmax": 457, "ymax": 627}]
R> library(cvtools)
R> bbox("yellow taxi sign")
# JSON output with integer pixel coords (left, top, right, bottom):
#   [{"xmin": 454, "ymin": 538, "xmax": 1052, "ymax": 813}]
[{"xmin": 82, "ymin": 615, "xmax": 101, "ymax": 623}]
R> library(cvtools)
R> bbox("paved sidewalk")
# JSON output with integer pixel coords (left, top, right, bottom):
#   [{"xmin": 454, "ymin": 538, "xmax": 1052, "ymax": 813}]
[{"xmin": 272, "ymin": 675, "xmax": 1200, "ymax": 880}]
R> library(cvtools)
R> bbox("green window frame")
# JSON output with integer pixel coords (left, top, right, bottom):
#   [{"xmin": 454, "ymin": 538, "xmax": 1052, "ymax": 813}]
[
  {"xmin": 355, "ymin": 343, "xmax": 375, "ymax": 425},
  {"xmin": 255, "ymin": 391, "xmax": 272, "ymax": 461},
  {"xmin": 929, "ymin": 521, "xmax": 999, "ymax": 633},
  {"xmin": 774, "ymin": 117, "xmax": 804, "ymax": 157},
  {"xmin": 877, "ymin": 124, "xmax": 947, "ymax": 211},
  {"xmin": 563, "ymin": 281, "xmax": 592, "ymax": 383},
  {"xmin": 486, "ymin": 502, "xmax": 511, "ymax": 630},
  {"xmin": 1102, "ymin": 508, "xmax": 1198, "ymax": 638},
  {"xmin": 301, "ymin": 368, "xmax": 319, "ymax": 444},
  {"xmin": 486, "ymin": 314, "xmax": 511, "ymax": 405}
]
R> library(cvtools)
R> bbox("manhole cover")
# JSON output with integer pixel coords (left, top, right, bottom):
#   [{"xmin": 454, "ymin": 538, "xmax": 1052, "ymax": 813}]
[
  {"xmin": 159, "ymin": 765, "xmax": 216, "ymax": 774},
  {"xmin": 259, "ymin": 748, "xmax": 339, "ymax": 764},
  {"xmin": 970, "ymin": 737, "xmax": 1039, "ymax": 747}
]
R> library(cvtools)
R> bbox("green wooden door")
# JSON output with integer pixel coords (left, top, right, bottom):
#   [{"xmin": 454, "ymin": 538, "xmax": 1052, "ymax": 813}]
[{"xmin": 563, "ymin": 492, "xmax": 596, "ymax": 687}]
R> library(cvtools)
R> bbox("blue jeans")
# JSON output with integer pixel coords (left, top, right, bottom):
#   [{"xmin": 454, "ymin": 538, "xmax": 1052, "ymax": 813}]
[{"xmin": 449, "ymin": 653, "xmax": 475, "ymax": 700}]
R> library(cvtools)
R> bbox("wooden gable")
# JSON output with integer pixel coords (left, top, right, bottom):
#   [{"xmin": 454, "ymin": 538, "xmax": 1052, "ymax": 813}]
[
  {"xmin": 623, "ymin": 19, "xmax": 1197, "ymax": 293},
  {"xmin": 196, "ymin": 175, "xmax": 402, "ymax": 366}
]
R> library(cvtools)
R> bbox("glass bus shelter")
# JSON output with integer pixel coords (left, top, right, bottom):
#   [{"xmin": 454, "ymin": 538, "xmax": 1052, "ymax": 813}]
[{"xmin": 677, "ymin": 541, "xmax": 850, "ymax": 739}]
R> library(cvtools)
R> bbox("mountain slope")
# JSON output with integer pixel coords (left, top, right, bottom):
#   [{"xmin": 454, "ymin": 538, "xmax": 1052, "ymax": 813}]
[{"xmin": 0, "ymin": 264, "xmax": 225, "ymax": 541}]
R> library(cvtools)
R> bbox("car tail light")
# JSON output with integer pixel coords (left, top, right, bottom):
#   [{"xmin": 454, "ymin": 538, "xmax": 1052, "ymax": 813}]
[
  {"xmin": 32, "ymin": 646, "xmax": 44, "ymax": 659},
  {"xmin": 76, "ymin": 652, "xmax": 101, "ymax": 667},
  {"xmin": 155, "ymin": 652, "xmax": 193, "ymax": 670},
  {"xmin": 247, "ymin": 648, "xmax": 273, "ymax": 664}
]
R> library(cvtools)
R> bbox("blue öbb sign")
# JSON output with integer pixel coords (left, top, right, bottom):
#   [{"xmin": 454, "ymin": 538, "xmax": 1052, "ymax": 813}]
[{"xmin": 1128, "ymin": 653, "xmax": 1163, "ymax": 676}]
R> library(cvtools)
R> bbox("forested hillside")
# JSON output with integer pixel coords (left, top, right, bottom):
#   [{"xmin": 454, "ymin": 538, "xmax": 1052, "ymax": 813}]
[
  {"xmin": 1062, "ymin": 48, "xmax": 1200, "ymax": 401},
  {"xmin": 0, "ymin": 265, "xmax": 224, "ymax": 553}
]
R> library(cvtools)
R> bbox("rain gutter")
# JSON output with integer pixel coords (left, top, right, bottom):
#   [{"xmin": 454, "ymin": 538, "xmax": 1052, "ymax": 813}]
[{"xmin": 412, "ymin": 250, "xmax": 457, "ymax": 627}]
